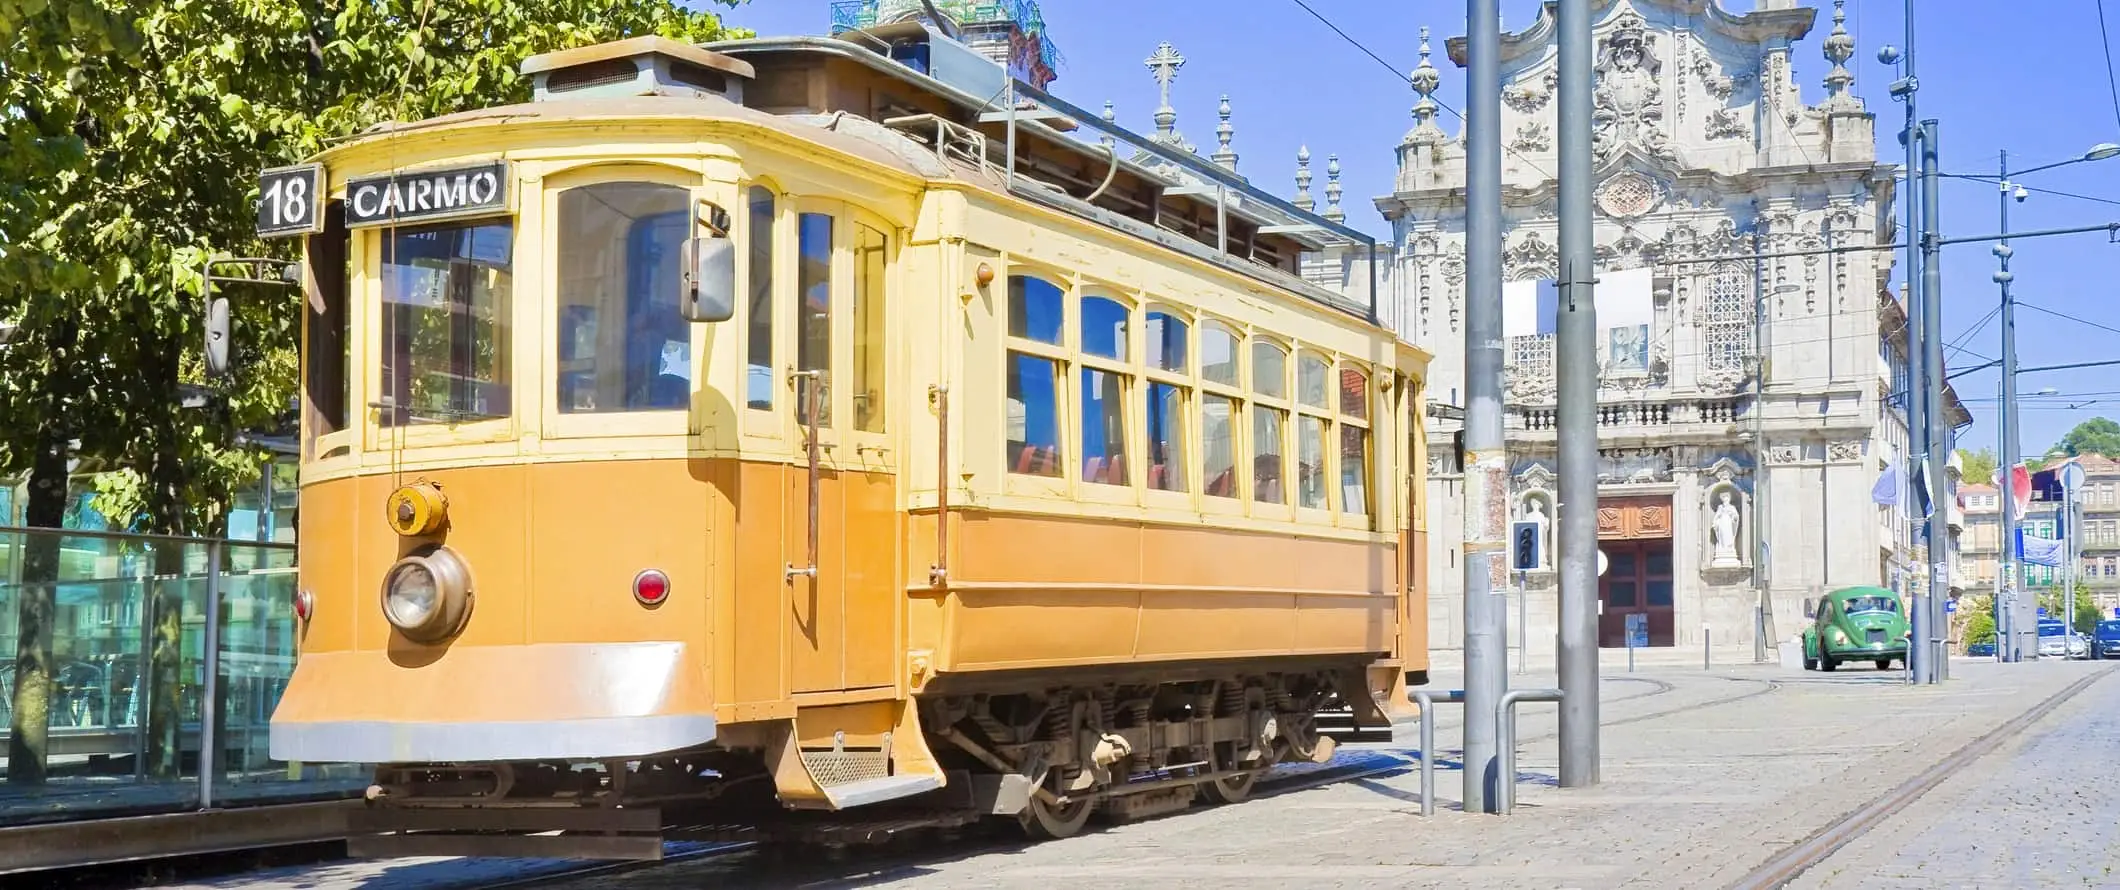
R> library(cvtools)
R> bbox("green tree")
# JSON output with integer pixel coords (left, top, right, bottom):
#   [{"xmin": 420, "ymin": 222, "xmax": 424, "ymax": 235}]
[
  {"xmin": 2053, "ymin": 417, "xmax": 2120, "ymax": 459},
  {"xmin": 1959, "ymin": 448, "xmax": 1997, "ymax": 487},
  {"xmin": 0, "ymin": 0, "xmax": 745, "ymax": 785},
  {"xmin": 2039, "ymin": 581, "xmax": 2101, "ymax": 635}
]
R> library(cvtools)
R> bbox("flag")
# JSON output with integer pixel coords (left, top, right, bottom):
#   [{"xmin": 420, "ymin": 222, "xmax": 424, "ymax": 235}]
[
  {"xmin": 1910, "ymin": 463, "xmax": 1933, "ymax": 518},
  {"xmin": 2021, "ymin": 530, "xmax": 2063, "ymax": 567},
  {"xmin": 2009, "ymin": 463, "xmax": 2032, "ymax": 515},
  {"xmin": 1872, "ymin": 462, "xmax": 1900, "ymax": 506}
]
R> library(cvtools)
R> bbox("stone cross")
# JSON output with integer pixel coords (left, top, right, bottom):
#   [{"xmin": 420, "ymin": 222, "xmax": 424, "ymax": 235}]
[{"xmin": 1145, "ymin": 42, "xmax": 1191, "ymax": 151}]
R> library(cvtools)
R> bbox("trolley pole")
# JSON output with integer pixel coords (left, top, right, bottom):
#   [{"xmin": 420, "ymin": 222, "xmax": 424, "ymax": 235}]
[
  {"xmin": 1996, "ymin": 148, "xmax": 2024, "ymax": 663},
  {"xmin": 1919, "ymin": 118, "xmax": 1951, "ymax": 684},
  {"xmin": 1553, "ymin": 0, "xmax": 1599, "ymax": 789},
  {"xmin": 1460, "ymin": 0, "xmax": 1508, "ymax": 815}
]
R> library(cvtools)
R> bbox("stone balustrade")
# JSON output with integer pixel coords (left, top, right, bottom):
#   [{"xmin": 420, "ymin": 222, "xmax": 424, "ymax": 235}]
[{"xmin": 1514, "ymin": 396, "xmax": 1746, "ymax": 432}]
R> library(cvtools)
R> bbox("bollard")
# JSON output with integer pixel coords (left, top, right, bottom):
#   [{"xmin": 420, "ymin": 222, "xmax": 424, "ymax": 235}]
[
  {"xmin": 1496, "ymin": 687, "xmax": 1564, "ymax": 814},
  {"xmin": 1703, "ymin": 623, "xmax": 1712, "ymax": 671},
  {"xmin": 1410, "ymin": 688, "xmax": 1466, "ymax": 817}
]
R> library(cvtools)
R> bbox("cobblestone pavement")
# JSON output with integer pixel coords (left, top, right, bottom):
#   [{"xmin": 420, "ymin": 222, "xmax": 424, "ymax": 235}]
[
  {"xmin": 153, "ymin": 659, "xmax": 2113, "ymax": 890},
  {"xmin": 1790, "ymin": 661, "xmax": 2120, "ymax": 889}
]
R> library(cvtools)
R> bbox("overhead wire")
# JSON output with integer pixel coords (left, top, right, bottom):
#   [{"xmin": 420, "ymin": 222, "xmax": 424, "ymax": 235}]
[{"xmin": 2097, "ymin": 0, "xmax": 2120, "ymax": 132}]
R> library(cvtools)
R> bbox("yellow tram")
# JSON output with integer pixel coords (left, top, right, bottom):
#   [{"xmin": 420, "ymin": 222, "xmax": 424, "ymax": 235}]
[{"xmin": 256, "ymin": 26, "xmax": 1431, "ymax": 856}]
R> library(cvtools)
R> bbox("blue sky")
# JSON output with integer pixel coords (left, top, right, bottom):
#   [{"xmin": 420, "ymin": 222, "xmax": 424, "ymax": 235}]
[{"xmin": 710, "ymin": 1, "xmax": 2120, "ymax": 461}]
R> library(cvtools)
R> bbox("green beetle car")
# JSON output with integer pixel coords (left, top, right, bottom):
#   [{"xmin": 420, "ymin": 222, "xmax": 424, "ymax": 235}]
[{"xmin": 1801, "ymin": 586, "xmax": 1911, "ymax": 671}]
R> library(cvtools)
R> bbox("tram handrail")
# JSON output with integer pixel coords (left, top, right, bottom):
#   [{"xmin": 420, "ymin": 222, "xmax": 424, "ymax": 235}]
[
  {"xmin": 1409, "ymin": 688, "xmax": 1464, "ymax": 817},
  {"xmin": 1496, "ymin": 687, "xmax": 1564, "ymax": 814}
]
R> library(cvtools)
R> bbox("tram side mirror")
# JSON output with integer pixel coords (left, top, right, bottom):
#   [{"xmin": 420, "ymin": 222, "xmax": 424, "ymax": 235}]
[
  {"xmin": 204, "ymin": 293, "xmax": 232, "ymax": 377},
  {"xmin": 681, "ymin": 200, "xmax": 736, "ymax": 323}
]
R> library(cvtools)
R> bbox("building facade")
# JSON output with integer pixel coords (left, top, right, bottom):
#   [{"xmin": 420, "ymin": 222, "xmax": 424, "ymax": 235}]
[
  {"xmin": 1360, "ymin": 0, "xmax": 1967, "ymax": 660},
  {"xmin": 1959, "ymin": 455, "xmax": 2120, "ymax": 614}
]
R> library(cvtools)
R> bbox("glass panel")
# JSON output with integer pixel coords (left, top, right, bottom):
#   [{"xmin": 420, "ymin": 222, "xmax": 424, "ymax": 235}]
[
  {"xmin": 556, "ymin": 182, "xmax": 691, "ymax": 414},
  {"xmin": 1297, "ymin": 415, "xmax": 1327, "ymax": 509},
  {"xmin": 1202, "ymin": 323, "xmax": 1239, "ymax": 386},
  {"xmin": 1080, "ymin": 368, "xmax": 1128, "ymax": 486},
  {"xmin": 852, "ymin": 224, "xmax": 887, "ymax": 433},
  {"xmin": 1607, "ymin": 581, "xmax": 1639, "ymax": 607},
  {"xmin": 1008, "ymin": 275, "xmax": 1064, "ymax": 344},
  {"xmin": 1610, "ymin": 551, "xmax": 1638, "ymax": 577},
  {"xmin": 1082, "ymin": 296, "xmax": 1128, "ymax": 361},
  {"xmin": 1252, "ymin": 342, "xmax": 1287, "ymax": 399},
  {"xmin": 745, "ymin": 186, "xmax": 775, "ymax": 410},
  {"xmin": 796, "ymin": 212, "xmax": 833, "ymax": 426},
  {"xmin": 1007, "ymin": 353, "xmax": 1061, "ymax": 476},
  {"xmin": 1297, "ymin": 354, "xmax": 1329, "ymax": 409},
  {"xmin": 1339, "ymin": 365, "xmax": 1369, "ymax": 419},
  {"xmin": 1253, "ymin": 407, "xmax": 1286, "ymax": 504},
  {"xmin": 1203, "ymin": 395, "xmax": 1239, "ymax": 498},
  {"xmin": 1645, "ymin": 580, "xmax": 1673, "ymax": 607},
  {"xmin": 1647, "ymin": 549, "xmax": 1673, "ymax": 576},
  {"xmin": 1340, "ymin": 425, "xmax": 1369, "ymax": 517},
  {"xmin": 1146, "ymin": 311, "xmax": 1187, "ymax": 372},
  {"xmin": 380, "ymin": 222, "xmax": 512, "ymax": 426},
  {"xmin": 1146, "ymin": 383, "xmax": 1187, "ymax": 492}
]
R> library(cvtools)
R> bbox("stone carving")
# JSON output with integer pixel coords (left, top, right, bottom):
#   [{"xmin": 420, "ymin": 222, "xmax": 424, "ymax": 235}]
[
  {"xmin": 1598, "ymin": 447, "xmax": 1671, "ymax": 484},
  {"xmin": 1597, "ymin": 505, "xmax": 1624, "ymax": 536},
  {"xmin": 1593, "ymin": 13, "xmax": 1673, "ymax": 162},
  {"xmin": 1829, "ymin": 439, "xmax": 1864, "ymax": 461},
  {"xmin": 1639, "ymin": 504, "xmax": 1671, "ymax": 536},
  {"xmin": 1703, "ymin": 107, "xmax": 1748, "ymax": 141},
  {"xmin": 1767, "ymin": 443, "xmax": 1801, "ymax": 465},
  {"xmin": 1503, "ymin": 70, "xmax": 1559, "ymax": 113},
  {"xmin": 1594, "ymin": 171, "xmax": 1663, "ymax": 220},
  {"xmin": 1710, "ymin": 490, "xmax": 1742, "ymax": 568},
  {"xmin": 1511, "ymin": 120, "xmax": 1552, "ymax": 152},
  {"xmin": 1502, "ymin": 230, "xmax": 1559, "ymax": 278}
]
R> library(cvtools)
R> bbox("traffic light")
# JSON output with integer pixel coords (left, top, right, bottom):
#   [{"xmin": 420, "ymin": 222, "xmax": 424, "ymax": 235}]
[{"xmin": 1512, "ymin": 521, "xmax": 1540, "ymax": 571}]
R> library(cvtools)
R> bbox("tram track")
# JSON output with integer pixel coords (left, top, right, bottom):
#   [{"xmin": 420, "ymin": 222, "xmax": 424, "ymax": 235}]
[{"xmin": 1724, "ymin": 664, "xmax": 2115, "ymax": 890}]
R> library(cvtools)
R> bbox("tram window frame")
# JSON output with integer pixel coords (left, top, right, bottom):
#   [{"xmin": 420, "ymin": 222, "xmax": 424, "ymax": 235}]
[
  {"xmin": 1293, "ymin": 350, "xmax": 1334, "ymax": 516},
  {"xmin": 850, "ymin": 221, "xmax": 890, "ymax": 436},
  {"xmin": 304, "ymin": 201, "xmax": 354, "ymax": 463},
  {"xmin": 1076, "ymin": 288, "xmax": 1135, "ymax": 501},
  {"xmin": 1197, "ymin": 318, "xmax": 1246, "ymax": 510},
  {"xmin": 540, "ymin": 164, "xmax": 705, "ymax": 441},
  {"xmin": 1249, "ymin": 337, "xmax": 1292, "ymax": 516},
  {"xmin": 1141, "ymin": 305, "xmax": 1193, "ymax": 504},
  {"xmin": 1337, "ymin": 363, "xmax": 1373, "ymax": 529},
  {"xmin": 794, "ymin": 209, "xmax": 836, "ymax": 430},
  {"xmin": 742, "ymin": 182, "xmax": 782, "ymax": 416},
  {"xmin": 1003, "ymin": 269, "xmax": 1070, "ymax": 496},
  {"xmin": 368, "ymin": 216, "xmax": 519, "ymax": 447}
]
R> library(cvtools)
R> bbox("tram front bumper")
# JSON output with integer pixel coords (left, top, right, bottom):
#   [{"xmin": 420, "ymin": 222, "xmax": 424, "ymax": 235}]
[{"xmin": 269, "ymin": 641, "xmax": 716, "ymax": 764}]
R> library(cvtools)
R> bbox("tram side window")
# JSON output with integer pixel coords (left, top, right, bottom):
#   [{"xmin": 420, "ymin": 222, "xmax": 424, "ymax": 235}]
[
  {"xmin": 1144, "ymin": 310, "xmax": 1189, "ymax": 492},
  {"xmin": 1251, "ymin": 340, "xmax": 1289, "ymax": 505},
  {"xmin": 556, "ymin": 182, "xmax": 691, "ymax": 414},
  {"xmin": 1006, "ymin": 274, "xmax": 1064, "ymax": 477},
  {"xmin": 745, "ymin": 186, "xmax": 776, "ymax": 411},
  {"xmin": 1199, "ymin": 322, "xmax": 1243, "ymax": 498},
  {"xmin": 1079, "ymin": 295, "xmax": 1130, "ymax": 486},
  {"xmin": 1295, "ymin": 352, "xmax": 1331, "ymax": 510},
  {"xmin": 1340, "ymin": 365, "xmax": 1371, "ymax": 521},
  {"xmin": 796, "ymin": 212, "xmax": 834, "ymax": 426},
  {"xmin": 380, "ymin": 221, "xmax": 513, "ymax": 427},
  {"xmin": 303, "ymin": 204, "xmax": 351, "ymax": 442},
  {"xmin": 852, "ymin": 223, "xmax": 887, "ymax": 433}
]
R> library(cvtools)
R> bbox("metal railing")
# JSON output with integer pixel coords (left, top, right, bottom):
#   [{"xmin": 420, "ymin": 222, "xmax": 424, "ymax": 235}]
[
  {"xmin": 0, "ymin": 526, "xmax": 363, "ymax": 823},
  {"xmin": 1410, "ymin": 688, "xmax": 1464, "ymax": 817},
  {"xmin": 1410, "ymin": 685, "xmax": 1566, "ymax": 816}
]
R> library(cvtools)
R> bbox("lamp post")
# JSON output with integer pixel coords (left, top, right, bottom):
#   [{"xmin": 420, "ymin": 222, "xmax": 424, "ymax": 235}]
[{"xmin": 1995, "ymin": 142, "xmax": 2120, "ymax": 665}]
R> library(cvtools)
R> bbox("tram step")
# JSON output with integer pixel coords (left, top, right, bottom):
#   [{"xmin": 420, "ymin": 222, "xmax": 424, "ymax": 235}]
[{"xmin": 1314, "ymin": 712, "xmax": 1397, "ymax": 744}]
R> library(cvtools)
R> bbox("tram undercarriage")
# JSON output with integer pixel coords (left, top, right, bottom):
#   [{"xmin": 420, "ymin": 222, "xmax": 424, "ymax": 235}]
[{"xmin": 346, "ymin": 667, "xmax": 1386, "ymax": 859}]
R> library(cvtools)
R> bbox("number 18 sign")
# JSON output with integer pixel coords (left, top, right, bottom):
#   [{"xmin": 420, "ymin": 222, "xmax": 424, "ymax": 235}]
[{"xmin": 256, "ymin": 163, "xmax": 324, "ymax": 238}]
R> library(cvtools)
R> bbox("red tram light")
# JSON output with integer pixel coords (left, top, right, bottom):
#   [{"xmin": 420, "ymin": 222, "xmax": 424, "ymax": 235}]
[
  {"xmin": 633, "ymin": 569, "xmax": 670, "ymax": 606},
  {"xmin": 293, "ymin": 588, "xmax": 315, "ymax": 622}
]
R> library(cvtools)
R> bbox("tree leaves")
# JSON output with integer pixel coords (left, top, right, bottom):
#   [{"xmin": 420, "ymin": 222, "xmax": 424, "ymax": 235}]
[
  {"xmin": 0, "ymin": 0, "xmax": 753, "ymax": 534},
  {"xmin": 2054, "ymin": 417, "xmax": 2120, "ymax": 459}
]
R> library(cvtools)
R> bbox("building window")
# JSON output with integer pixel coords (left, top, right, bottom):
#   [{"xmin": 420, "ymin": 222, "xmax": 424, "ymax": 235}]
[
  {"xmin": 1703, "ymin": 262, "xmax": 1752, "ymax": 373},
  {"xmin": 555, "ymin": 181, "xmax": 691, "ymax": 414},
  {"xmin": 1006, "ymin": 274, "xmax": 1066, "ymax": 476}
]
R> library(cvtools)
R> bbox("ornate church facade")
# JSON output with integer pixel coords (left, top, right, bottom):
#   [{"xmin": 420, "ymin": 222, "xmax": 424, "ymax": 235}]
[{"xmin": 1361, "ymin": 0, "xmax": 1968, "ymax": 660}]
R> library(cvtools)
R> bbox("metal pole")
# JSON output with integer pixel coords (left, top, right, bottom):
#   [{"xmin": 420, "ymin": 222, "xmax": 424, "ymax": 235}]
[
  {"xmin": 1460, "ymin": 0, "xmax": 1507, "ymax": 815},
  {"xmin": 1894, "ymin": 0, "xmax": 1929, "ymax": 686},
  {"xmin": 198, "ymin": 539, "xmax": 223, "ymax": 809},
  {"xmin": 1919, "ymin": 119, "xmax": 1951, "ymax": 684},
  {"xmin": 1553, "ymin": 0, "xmax": 1599, "ymax": 792},
  {"xmin": 1517, "ymin": 572, "xmax": 1527, "ymax": 675},
  {"xmin": 1997, "ymin": 148, "xmax": 2023, "ymax": 664}
]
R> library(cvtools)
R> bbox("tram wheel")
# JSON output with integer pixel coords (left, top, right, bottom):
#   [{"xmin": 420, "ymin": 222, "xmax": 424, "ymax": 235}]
[
  {"xmin": 1019, "ymin": 793, "xmax": 1093, "ymax": 840},
  {"xmin": 1198, "ymin": 771, "xmax": 1258, "ymax": 805}
]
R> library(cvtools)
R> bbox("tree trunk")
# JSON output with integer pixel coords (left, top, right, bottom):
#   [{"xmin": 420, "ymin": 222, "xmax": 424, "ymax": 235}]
[{"xmin": 8, "ymin": 432, "xmax": 69, "ymax": 787}]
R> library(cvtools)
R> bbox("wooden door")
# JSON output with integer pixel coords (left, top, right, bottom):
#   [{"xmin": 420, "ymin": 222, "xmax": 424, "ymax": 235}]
[{"xmin": 1598, "ymin": 540, "xmax": 1676, "ymax": 647}]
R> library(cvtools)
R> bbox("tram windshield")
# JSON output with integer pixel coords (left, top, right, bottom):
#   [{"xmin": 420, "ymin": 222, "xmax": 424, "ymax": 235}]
[{"xmin": 379, "ymin": 222, "xmax": 514, "ymax": 427}]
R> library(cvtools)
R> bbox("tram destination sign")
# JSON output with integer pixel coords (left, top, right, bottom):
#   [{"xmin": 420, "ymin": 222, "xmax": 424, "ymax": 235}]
[
  {"xmin": 255, "ymin": 163, "xmax": 325, "ymax": 238},
  {"xmin": 343, "ymin": 161, "xmax": 513, "ymax": 229}
]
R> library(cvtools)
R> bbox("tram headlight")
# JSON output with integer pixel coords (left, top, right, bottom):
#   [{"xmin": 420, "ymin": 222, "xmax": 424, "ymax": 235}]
[{"xmin": 380, "ymin": 546, "xmax": 473, "ymax": 642}]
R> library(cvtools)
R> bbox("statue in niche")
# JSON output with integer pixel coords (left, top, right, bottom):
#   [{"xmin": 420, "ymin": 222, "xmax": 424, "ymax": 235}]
[
  {"xmin": 1523, "ymin": 497, "xmax": 1551, "ymax": 568},
  {"xmin": 1710, "ymin": 490, "xmax": 1742, "ymax": 568}
]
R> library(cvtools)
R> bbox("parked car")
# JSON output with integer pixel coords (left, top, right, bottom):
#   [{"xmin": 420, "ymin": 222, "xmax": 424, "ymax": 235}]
[
  {"xmin": 2094, "ymin": 620, "xmax": 2120, "ymax": 659},
  {"xmin": 1802, "ymin": 586, "xmax": 1910, "ymax": 671},
  {"xmin": 2069, "ymin": 632, "xmax": 2091, "ymax": 659},
  {"xmin": 2037, "ymin": 619, "xmax": 2069, "ymax": 658},
  {"xmin": 1967, "ymin": 639, "xmax": 1997, "ymax": 657}
]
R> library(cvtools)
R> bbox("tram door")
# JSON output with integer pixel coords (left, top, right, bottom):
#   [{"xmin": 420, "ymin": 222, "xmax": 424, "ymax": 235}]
[{"xmin": 786, "ymin": 210, "xmax": 897, "ymax": 695}]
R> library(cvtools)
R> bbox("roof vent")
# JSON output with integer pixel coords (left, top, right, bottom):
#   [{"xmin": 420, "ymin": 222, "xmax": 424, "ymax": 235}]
[{"xmin": 522, "ymin": 36, "xmax": 754, "ymax": 103}]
